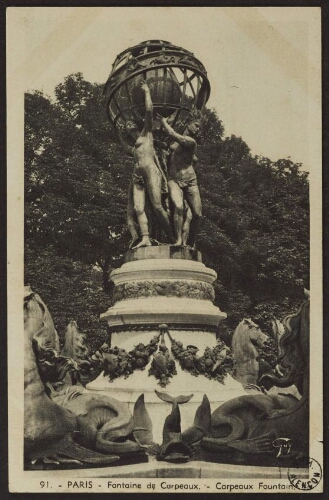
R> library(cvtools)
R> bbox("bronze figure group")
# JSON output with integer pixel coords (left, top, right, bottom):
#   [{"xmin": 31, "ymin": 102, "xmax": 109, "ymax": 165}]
[{"xmin": 120, "ymin": 81, "xmax": 202, "ymax": 249}]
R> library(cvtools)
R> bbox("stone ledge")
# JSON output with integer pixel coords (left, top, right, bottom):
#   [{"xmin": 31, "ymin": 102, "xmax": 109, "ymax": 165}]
[
  {"xmin": 25, "ymin": 461, "xmax": 308, "ymax": 479},
  {"xmin": 124, "ymin": 245, "xmax": 202, "ymax": 263}
]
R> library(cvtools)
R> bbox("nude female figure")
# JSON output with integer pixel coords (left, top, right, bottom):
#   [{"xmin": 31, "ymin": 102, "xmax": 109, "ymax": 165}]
[
  {"xmin": 120, "ymin": 82, "xmax": 174, "ymax": 248},
  {"xmin": 158, "ymin": 115, "xmax": 202, "ymax": 247}
]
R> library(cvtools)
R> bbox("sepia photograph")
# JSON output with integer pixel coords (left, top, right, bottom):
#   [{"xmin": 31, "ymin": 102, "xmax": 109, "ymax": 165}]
[{"xmin": 6, "ymin": 4, "xmax": 323, "ymax": 494}]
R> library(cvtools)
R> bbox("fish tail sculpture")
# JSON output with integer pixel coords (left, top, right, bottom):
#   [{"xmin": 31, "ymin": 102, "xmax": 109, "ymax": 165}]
[
  {"xmin": 133, "ymin": 394, "xmax": 155, "ymax": 447},
  {"xmin": 182, "ymin": 394, "xmax": 211, "ymax": 444},
  {"xmin": 155, "ymin": 390, "xmax": 194, "ymax": 405},
  {"xmin": 155, "ymin": 390, "xmax": 211, "ymax": 463},
  {"xmin": 159, "ymin": 399, "xmax": 193, "ymax": 463}
]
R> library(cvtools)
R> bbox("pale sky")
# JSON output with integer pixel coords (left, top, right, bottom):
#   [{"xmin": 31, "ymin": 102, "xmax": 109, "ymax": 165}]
[{"xmin": 7, "ymin": 6, "xmax": 321, "ymax": 170}]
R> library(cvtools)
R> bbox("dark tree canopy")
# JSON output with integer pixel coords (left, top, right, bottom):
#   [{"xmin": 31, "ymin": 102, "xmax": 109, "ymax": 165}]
[{"xmin": 25, "ymin": 73, "xmax": 309, "ymax": 349}]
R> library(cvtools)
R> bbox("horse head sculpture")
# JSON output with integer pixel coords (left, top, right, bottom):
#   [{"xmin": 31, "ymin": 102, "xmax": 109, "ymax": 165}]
[
  {"xmin": 24, "ymin": 287, "xmax": 141, "ymax": 466},
  {"xmin": 201, "ymin": 297, "xmax": 310, "ymax": 459},
  {"xmin": 231, "ymin": 318, "xmax": 268, "ymax": 387},
  {"xmin": 24, "ymin": 287, "xmax": 78, "ymax": 456}
]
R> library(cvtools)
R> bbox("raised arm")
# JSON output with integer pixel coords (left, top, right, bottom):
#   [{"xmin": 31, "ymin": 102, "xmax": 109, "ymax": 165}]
[
  {"xmin": 141, "ymin": 81, "xmax": 153, "ymax": 134},
  {"xmin": 158, "ymin": 115, "xmax": 196, "ymax": 148}
]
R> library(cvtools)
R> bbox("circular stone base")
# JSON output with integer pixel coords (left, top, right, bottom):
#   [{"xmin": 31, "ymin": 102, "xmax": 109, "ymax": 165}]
[
  {"xmin": 102, "ymin": 257, "xmax": 226, "ymax": 328},
  {"xmin": 124, "ymin": 245, "xmax": 202, "ymax": 263}
]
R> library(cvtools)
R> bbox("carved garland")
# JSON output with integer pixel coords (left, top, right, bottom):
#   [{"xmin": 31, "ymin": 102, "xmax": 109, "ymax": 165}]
[
  {"xmin": 90, "ymin": 332, "xmax": 233, "ymax": 387},
  {"xmin": 113, "ymin": 280, "xmax": 215, "ymax": 303},
  {"xmin": 34, "ymin": 329, "xmax": 233, "ymax": 388},
  {"xmin": 91, "ymin": 334, "xmax": 160, "ymax": 382},
  {"xmin": 169, "ymin": 336, "xmax": 235, "ymax": 384}
]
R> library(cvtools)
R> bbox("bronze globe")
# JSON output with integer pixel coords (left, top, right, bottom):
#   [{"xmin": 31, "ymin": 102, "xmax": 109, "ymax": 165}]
[{"xmin": 103, "ymin": 40, "xmax": 210, "ymax": 139}]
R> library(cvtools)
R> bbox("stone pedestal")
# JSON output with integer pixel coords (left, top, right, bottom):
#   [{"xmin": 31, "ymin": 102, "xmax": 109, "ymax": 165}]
[
  {"xmin": 87, "ymin": 246, "xmax": 246, "ymax": 443},
  {"xmin": 102, "ymin": 246, "xmax": 225, "ymax": 331}
]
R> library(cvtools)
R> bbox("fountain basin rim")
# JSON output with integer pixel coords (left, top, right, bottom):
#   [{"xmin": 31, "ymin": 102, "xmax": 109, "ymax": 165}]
[{"xmin": 100, "ymin": 296, "xmax": 226, "ymax": 328}]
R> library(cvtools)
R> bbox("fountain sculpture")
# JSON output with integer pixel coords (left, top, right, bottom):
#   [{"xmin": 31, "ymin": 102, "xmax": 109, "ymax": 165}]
[
  {"xmin": 24, "ymin": 41, "xmax": 309, "ymax": 475},
  {"xmin": 88, "ymin": 40, "xmax": 246, "ymax": 442}
]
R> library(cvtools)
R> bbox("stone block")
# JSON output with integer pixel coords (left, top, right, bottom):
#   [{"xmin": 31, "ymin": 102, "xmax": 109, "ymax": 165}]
[
  {"xmin": 200, "ymin": 463, "xmax": 281, "ymax": 478},
  {"xmin": 157, "ymin": 466, "xmax": 201, "ymax": 478}
]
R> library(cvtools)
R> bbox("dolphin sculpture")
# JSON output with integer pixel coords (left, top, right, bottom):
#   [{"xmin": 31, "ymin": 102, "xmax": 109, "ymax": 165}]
[{"xmin": 132, "ymin": 391, "xmax": 211, "ymax": 463}]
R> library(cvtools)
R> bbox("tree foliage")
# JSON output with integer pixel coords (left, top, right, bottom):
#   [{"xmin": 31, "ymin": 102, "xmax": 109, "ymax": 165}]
[{"xmin": 25, "ymin": 73, "xmax": 309, "ymax": 348}]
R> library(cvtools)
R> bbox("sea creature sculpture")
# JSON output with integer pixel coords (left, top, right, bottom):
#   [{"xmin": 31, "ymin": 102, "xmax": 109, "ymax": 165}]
[
  {"xmin": 201, "ymin": 297, "xmax": 310, "ymax": 458},
  {"xmin": 132, "ymin": 390, "xmax": 211, "ymax": 463},
  {"xmin": 49, "ymin": 384, "xmax": 141, "ymax": 456},
  {"xmin": 259, "ymin": 297, "xmax": 310, "ymax": 396},
  {"xmin": 231, "ymin": 318, "xmax": 268, "ymax": 387},
  {"xmin": 24, "ymin": 287, "xmax": 140, "ymax": 465},
  {"xmin": 155, "ymin": 391, "xmax": 195, "ymax": 463},
  {"xmin": 201, "ymin": 392, "xmax": 306, "ymax": 455}
]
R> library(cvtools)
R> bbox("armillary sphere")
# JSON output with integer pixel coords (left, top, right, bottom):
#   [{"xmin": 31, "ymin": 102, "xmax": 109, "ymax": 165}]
[{"xmin": 103, "ymin": 40, "xmax": 210, "ymax": 142}]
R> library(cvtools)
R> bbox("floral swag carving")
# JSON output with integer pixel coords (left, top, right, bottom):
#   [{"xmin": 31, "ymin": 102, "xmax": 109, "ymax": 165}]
[{"xmin": 113, "ymin": 280, "xmax": 215, "ymax": 303}]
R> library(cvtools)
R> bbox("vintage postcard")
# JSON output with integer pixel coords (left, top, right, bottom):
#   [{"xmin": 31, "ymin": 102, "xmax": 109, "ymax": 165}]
[{"xmin": 7, "ymin": 5, "xmax": 323, "ymax": 494}]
